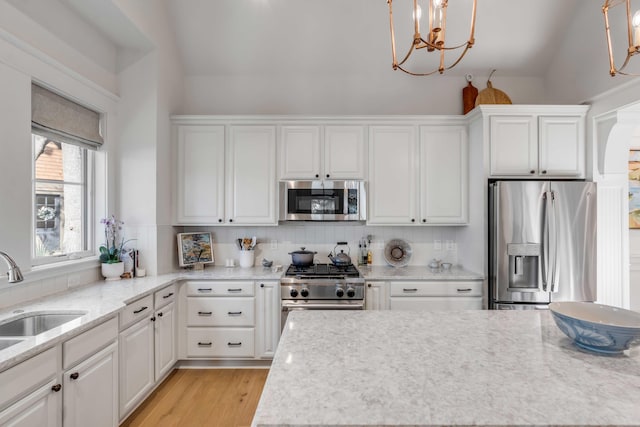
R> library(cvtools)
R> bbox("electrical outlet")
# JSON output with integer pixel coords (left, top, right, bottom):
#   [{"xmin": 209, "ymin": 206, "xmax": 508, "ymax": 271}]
[
  {"xmin": 446, "ymin": 240, "xmax": 455, "ymax": 250},
  {"xmin": 270, "ymin": 240, "xmax": 277, "ymax": 250},
  {"xmin": 434, "ymin": 239, "xmax": 442, "ymax": 250}
]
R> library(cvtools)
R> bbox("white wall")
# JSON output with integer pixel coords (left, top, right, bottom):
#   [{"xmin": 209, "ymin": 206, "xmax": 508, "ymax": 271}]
[
  {"xmin": 543, "ymin": 1, "xmax": 640, "ymax": 105},
  {"xmin": 183, "ymin": 74, "xmax": 546, "ymax": 115},
  {"xmin": 113, "ymin": 0, "xmax": 184, "ymax": 275},
  {"xmin": 0, "ymin": 4, "xmax": 120, "ymax": 308}
]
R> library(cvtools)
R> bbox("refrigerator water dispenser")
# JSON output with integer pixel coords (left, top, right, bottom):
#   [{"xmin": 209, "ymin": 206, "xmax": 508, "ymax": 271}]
[{"xmin": 507, "ymin": 243, "xmax": 540, "ymax": 291}]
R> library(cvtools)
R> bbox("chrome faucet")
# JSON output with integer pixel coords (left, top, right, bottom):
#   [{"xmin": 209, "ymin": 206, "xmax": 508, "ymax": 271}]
[{"xmin": 0, "ymin": 251, "xmax": 24, "ymax": 283}]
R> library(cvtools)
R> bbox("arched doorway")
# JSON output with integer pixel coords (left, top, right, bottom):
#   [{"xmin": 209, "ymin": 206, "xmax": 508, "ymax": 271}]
[{"xmin": 595, "ymin": 102, "xmax": 640, "ymax": 310}]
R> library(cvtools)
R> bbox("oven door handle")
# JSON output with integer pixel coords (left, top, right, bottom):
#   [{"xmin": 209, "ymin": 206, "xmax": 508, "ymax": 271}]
[{"xmin": 281, "ymin": 301, "xmax": 364, "ymax": 311}]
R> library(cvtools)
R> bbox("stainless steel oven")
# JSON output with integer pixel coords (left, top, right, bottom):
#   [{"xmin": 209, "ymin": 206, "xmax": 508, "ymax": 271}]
[
  {"xmin": 279, "ymin": 180, "xmax": 366, "ymax": 221},
  {"xmin": 280, "ymin": 263, "xmax": 364, "ymax": 331}
]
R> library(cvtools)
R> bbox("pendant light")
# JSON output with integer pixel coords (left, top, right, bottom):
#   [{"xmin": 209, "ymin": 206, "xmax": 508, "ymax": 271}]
[
  {"xmin": 603, "ymin": 0, "xmax": 640, "ymax": 76},
  {"xmin": 386, "ymin": 0, "xmax": 477, "ymax": 76}
]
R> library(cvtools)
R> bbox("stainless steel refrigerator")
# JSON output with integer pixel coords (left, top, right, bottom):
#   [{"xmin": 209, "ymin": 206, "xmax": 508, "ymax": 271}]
[{"xmin": 489, "ymin": 181, "xmax": 597, "ymax": 309}]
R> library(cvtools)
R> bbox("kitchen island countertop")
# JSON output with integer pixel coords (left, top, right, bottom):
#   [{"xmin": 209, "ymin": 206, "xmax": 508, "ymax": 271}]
[{"xmin": 252, "ymin": 310, "xmax": 640, "ymax": 427}]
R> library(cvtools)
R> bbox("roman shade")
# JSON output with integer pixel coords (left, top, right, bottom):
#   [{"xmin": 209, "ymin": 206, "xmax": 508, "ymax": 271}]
[{"xmin": 31, "ymin": 83, "xmax": 104, "ymax": 149}]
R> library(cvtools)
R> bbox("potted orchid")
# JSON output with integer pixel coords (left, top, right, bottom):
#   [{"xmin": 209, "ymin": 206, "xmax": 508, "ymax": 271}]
[{"xmin": 99, "ymin": 215, "xmax": 133, "ymax": 280}]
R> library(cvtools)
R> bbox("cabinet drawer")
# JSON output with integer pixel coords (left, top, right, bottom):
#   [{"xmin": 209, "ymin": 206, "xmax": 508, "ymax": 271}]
[
  {"xmin": 63, "ymin": 316, "xmax": 118, "ymax": 369},
  {"xmin": 389, "ymin": 281, "xmax": 482, "ymax": 297},
  {"xmin": 185, "ymin": 281, "xmax": 254, "ymax": 297},
  {"xmin": 0, "ymin": 346, "xmax": 59, "ymax": 409},
  {"xmin": 119, "ymin": 294, "xmax": 154, "ymax": 330},
  {"xmin": 154, "ymin": 283, "xmax": 177, "ymax": 309},
  {"xmin": 390, "ymin": 296, "xmax": 483, "ymax": 310},
  {"xmin": 186, "ymin": 328, "xmax": 254, "ymax": 358},
  {"xmin": 187, "ymin": 297, "xmax": 255, "ymax": 326}
]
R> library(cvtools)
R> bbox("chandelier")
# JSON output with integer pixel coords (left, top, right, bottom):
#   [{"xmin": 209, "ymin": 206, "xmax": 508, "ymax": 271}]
[
  {"xmin": 386, "ymin": 0, "xmax": 477, "ymax": 76},
  {"xmin": 603, "ymin": 0, "xmax": 640, "ymax": 76}
]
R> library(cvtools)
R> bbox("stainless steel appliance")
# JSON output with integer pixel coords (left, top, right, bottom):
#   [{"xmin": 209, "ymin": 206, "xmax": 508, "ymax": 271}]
[
  {"xmin": 489, "ymin": 181, "xmax": 597, "ymax": 309},
  {"xmin": 281, "ymin": 263, "xmax": 365, "ymax": 330},
  {"xmin": 279, "ymin": 180, "xmax": 366, "ymax": 221}
]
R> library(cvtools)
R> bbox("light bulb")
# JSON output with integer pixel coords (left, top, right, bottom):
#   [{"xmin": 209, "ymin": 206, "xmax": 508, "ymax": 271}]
[
  {"xmin": 431, "ymin": 0, "xmax": 444, "ymax": 32},
  {"xmin": 633, "ymin": 10, "xmax": 640, "ymax": 28},
  {"xmin": 634, "ymin": 10, "xmax": 640, "ymax": 47},
  {"xmin": 413, "ymin": 4, "xmax": 422, "ymax": 22}
]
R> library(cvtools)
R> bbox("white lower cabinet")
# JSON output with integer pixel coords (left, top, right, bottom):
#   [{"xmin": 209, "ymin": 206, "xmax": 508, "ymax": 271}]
[
  {"xmin": 256, "ymin": 281, "xmax": 280, "ymax": 358},
  {"xmin": 389, "ymin": 280, "xmax": 483, "ymax": 310},
  {"xmin": 0, "ymin": 318, "xmax": 120, "ymax": 427},
  {"xmin": 154, "ymin": 301, "xmax": 176, "ymax": 381},
  {"xmin": 365, "ymin": 282, "xmax": 388, "ymax": 310},
  {"xmin": 63, "ymin": 342, "xmax": 118, "ymax": 427},
  {"xmin": 0, "ymin": 379, "xmax": 60, "ymax": 427},
  {"xmin": 119, "ymin": 312, "xmax": 155, "ymax": 420},
  {"xmin": 186, "ymin": 328, "xmax": 255, "ymax": 358},
  {"xmin": 183, "ymin": 281, "xmax": 256, "ymax": 359}
]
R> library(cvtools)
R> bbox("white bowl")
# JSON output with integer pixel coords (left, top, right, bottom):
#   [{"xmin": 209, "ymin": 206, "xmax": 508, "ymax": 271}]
[{"xmin": 549, "ymin": 302, "xmax": 640, "ymax": 354}]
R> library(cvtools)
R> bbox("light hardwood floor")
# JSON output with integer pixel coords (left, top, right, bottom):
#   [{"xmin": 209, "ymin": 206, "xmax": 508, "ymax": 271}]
[{"xmin": 121, "ymin": 369, "xmax": 269, "ymax": 427}]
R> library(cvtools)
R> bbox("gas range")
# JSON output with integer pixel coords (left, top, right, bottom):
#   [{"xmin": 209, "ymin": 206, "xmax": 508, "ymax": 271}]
[{"xmin": 280, "ymin": 263, "xmax": 365, "ymax": 301}]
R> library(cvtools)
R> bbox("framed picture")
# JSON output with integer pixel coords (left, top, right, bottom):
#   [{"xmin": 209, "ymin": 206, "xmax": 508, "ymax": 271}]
[
  {"xmin": 177, "ymin": 232, "xmax": 214, "ymax": 267},
  {"xmin": 629, "ymin": 149, "xmax": 640, "ymax": 229}
]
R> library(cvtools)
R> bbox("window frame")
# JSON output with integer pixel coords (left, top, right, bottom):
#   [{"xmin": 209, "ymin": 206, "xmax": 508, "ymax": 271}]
[{"xmin": 31, "ymin": 134, "xmax": 95, "ymax": 266}]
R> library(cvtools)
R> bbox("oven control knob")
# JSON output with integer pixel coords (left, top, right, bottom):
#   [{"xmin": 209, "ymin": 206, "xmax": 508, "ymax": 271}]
[
  {"xmin": 290, "ymin": 288, "xmax": 299, "ymax": 298},
  {"xmin": 300, "ymin": 288, "xmax": 309, "ymax": 298},
  {"xmin": 346, "ymin": 287, "xmax": 355, "ymax": 298},
  {"xmin": 335, "ymin": 288, "xmax": 345, "ymax": 298}
]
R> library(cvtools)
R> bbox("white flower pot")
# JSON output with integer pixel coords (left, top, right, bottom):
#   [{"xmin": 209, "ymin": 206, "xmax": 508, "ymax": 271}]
[{"xmin": 101, "ymin": 262, "xmax": 124, "ymax": 281}]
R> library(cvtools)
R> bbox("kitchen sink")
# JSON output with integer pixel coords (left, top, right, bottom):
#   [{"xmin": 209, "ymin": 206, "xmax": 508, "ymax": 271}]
[
  {"xmin": 0, "ymin": 338, "xmax": 25, "ymax": 351},
  {"xmin": 0, "ymin": 312, "xmax": 85, "ymax": 337}
]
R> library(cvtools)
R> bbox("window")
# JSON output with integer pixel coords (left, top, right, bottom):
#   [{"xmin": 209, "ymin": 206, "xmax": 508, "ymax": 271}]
[
  {"xmin": 31, "ymin": 83, "xmax": 102, "ymax": 265},
  {"xmin": 33, "ymin": 135, "xmax": 92, "ymax": 261}
]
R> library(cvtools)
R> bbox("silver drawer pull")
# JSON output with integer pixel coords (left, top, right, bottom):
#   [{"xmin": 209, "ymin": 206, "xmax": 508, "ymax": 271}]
[
  {"xmin": 457, "ymin": 288, "xmax": 473, "ymax": 292},
  {"xmin": 227, "ymin": 342, "xmax": 242, "ymax": 347},
  {"xmin": 227, "ymin": 288, "xmax": 243, "ymax": 293},
  {"xmin": 197, "ymin": 288, "xmax": 213, "ymax": 292},
  {"xmin": 403, "ymin": 288, "xmax": 418, "ymax": 292},
  {"xmin": 162, "ymin": 292, "xmax": 174, "ymax": 299},
  {"xmin": 198, "ymin": 342, "xmax": 212, "ymax": 347},
  {"xmin": 198, "ymin": 311, "xmax": 213, "ymax": 316},
  {"xmin": 228, "ymin": 311, "xmax": 242, "ymax": 316}
]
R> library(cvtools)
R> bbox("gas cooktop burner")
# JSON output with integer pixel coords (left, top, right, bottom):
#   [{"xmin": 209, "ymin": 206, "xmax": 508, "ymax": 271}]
[{"xmin": 285, "ymin": 263, "xmax": 360, "ymax": 278}]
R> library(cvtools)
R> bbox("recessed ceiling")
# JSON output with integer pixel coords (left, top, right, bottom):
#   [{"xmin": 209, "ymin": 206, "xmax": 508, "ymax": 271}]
[{"xmin": 165, "ymin": 0, "xmax": 582, "ymax": 77}]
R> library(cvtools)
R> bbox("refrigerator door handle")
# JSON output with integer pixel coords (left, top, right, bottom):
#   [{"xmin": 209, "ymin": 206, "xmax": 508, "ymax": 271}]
[
  {"xmin": 541, "ymin": 191, "xmax": 550, "ymax": 292},
  {"xmin": 550, "ymin": 191, "xmax": 559, "ymax": 293}
]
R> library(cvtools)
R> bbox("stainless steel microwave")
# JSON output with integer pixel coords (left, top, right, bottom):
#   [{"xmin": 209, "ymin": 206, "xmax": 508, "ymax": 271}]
[{"xmin": 279, "ymin": 181, "xmax": 366, "ymax": 221}]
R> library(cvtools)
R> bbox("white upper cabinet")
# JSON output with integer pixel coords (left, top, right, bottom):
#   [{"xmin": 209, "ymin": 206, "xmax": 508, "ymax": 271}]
[
  {"xmin": 538, "ymin": 115, "xmax": 584, "ymax": 176},
  {"xmin": 368, "ymin": 124, "xmax": 468, "ymax": 226},
  {"xmin": 175, "ymin": 125, "xmax": 225, "ymax": 224},
  {"xmin": 368, "ymin": 126, "xmax": 418, "ymax": 225},
  {"xmin": 420, "ymin": 125, "xmax": 468, "ymax": 224},
  {"xmin": 481, "ymin": 106, "xmax": 588, "ymax": 178},
  {"xmin": 489, "ymin": 115, "xmax": 537, "ymax": 176},
  {"xmin": 279, "ymin": 125, "xmax": 366, "ymax": 180},
  {"xmin": 173, "ymin": 121, "xmax": 277, "ymax": 225},
  {"xmin": 227, "ymin": 126, "xmax": 277, "ymax": 225},
  {"xmin": 279, "ymin": 126, "xmax": 321, "ymax": 179},
  {"xmin": 323, "ymin": 126, "xmax": 366, "ymax": 179}
]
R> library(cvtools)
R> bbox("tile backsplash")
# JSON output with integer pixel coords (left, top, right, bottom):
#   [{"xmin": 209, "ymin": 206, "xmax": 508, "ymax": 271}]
[{"xmin": 181, "ymin": 223, "xmax": 462, "ymax": 269}]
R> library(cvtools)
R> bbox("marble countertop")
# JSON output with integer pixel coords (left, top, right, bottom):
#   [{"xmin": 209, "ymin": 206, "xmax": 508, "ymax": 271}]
[
  {"xmin": 0, "ymin": 264, "xmax": 481, "ymax": 372},
  {"xmin": 360, "ymin": 265, "xmax": 483, "ymax": 281},
  {"xmin": 0, "ymin": 266, "xmax": 279, "ymax": 371},
  {"xmin": 252, "ymin": 310, "xmax": 640, "ymax": 427}
]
